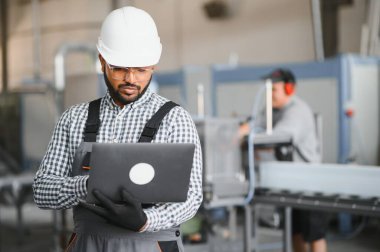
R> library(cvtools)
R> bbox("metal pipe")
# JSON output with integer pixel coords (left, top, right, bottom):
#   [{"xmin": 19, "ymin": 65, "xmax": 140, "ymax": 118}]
[
  {"xmin": 245, "ymin": 85, "xmax": 266, "ymax": 206},
  {"xmin": 265, "ymin": 79, "xmax": 272, "ymax": 135},
  {"xmin": 31, "ymin": 0, "xmax": 41, "ymax": 79},
  {"xmin": 197, "ymin": 83, "xmax": 205, "ymax": 118},
  {"xmin": 1, "ymin": 0, "xmax": 8, "ymax": 93},
  {"xmin": 368, "ymin": 0, "xmax": 380, "ymax": 55},
  {"xmin": 111, "ymin": 0, "xmax": 118, "ymax": 10},
  {"xmin": 310, "ymin": 0, "xmax": 325, "ymax": 61},
  {"xmin": 53, "ymin": 43, "xmax": 97, "ymax": 115}
]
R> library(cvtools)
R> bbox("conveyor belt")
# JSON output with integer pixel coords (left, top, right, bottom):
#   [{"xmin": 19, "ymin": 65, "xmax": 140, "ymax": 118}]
[
  {"xmin": 0, "ymin": 173, "xmax": 35, "ymax": 243},
  {"xmin": 0, "ymin": 173, "xmax": 34, "ymax": 204},
  {"xmin": 254, "ymin": 188, "xmax": 380, "ymax": 217},
  {"xmin": 259, "ymin": 161, "xmax": 380, "ymax": 199},
  {"xmin": 252, "ymin": 161, "xmax": 380, "ymax": 252}
]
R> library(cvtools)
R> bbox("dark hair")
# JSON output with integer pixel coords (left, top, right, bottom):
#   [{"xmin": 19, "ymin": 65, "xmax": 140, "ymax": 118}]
[{"xmin": 264, "ymin": 68, "xmax": 296, "ymax": 84}]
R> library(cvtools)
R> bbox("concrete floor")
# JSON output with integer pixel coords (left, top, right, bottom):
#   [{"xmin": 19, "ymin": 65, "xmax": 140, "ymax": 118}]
[
  {"xmin": 183, "ymin": 224, "xmax": 380, "ymax": 252},
  {"xmin": 0, "ymin": 203, "xmax": 379, "ymax": 252}
]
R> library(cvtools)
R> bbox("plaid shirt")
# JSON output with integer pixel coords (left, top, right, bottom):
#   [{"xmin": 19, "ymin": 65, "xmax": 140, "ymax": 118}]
[{"xmin": 33, "ymin": 88, "xmax": 203, "ymax": 232}]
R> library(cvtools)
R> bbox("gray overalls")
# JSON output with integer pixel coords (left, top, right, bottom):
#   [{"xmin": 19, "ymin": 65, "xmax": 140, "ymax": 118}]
[{"xmin": 67, "ymin": 99, "xmax": 184, "ymax": 252}]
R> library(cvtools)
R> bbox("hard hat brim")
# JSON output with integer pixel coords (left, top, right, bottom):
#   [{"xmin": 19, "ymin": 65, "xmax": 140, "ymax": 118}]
[{"xmin": 97, "ymin": 38, "xmax": 162, "ymax": 67}]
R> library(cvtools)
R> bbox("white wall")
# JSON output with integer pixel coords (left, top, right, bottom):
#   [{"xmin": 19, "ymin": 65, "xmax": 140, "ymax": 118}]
[
  {"xmin": 7, "ymin": 0, "xmax": 110, "ymax": 88},
  {"xmin": 2, "ymin": 0, "xmax": 369, "ymax": 89},
  {"xmin": 350, "ymin": 62, "xmax": 379, "ymax": 165},
  {"xmin": 338, "ymin": 0, "xmax": 366, "ymax": 54},
  {"xmin": 137, "ymin": 0, "xmax": 315, "ymax": 68}
]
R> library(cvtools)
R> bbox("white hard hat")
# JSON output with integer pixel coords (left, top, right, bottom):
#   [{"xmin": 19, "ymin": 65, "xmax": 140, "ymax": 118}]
[{"xmin": 97, "ymin": 6, "xmax": 162, "ymax": 67}]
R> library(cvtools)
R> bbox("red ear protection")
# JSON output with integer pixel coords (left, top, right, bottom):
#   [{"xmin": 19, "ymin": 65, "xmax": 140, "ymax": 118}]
[{"xmin": 284, "ymin": 83, "xmax": 295, "ymax": 96}]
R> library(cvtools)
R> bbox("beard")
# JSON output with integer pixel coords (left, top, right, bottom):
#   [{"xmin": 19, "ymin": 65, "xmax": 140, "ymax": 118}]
[{"xmin": 104, "ymin": 72, "xmax": 151, "ymax": 106}]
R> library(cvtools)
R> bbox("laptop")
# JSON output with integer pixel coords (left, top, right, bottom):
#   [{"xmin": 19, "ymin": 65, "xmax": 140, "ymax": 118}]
[{"xmin": 86, "ymin": 143, "xmax": 195, "ymax": 204}]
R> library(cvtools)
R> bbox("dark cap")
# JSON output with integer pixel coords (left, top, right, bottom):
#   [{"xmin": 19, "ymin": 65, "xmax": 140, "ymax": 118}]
[{"xmin": 262, "ymin": 68, "xmax": 296, "ymax": 84}]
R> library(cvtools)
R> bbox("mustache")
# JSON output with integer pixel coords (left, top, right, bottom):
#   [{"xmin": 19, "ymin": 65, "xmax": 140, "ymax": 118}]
[{"xmin": 118, "ymin": 82, "xmax": 141, "ymax": 90}]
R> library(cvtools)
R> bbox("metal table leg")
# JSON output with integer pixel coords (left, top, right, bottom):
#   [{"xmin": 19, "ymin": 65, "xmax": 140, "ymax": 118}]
[
  {"xmin": 244, "ymin": 204, "xmax": 252, "ymax": 252},
  {"xmin": 283, "ymin": 207, "xmax": 292, "ymax": 252},
  {"xmin": 228, "ymin": 206, "xmax": 237, "ymax": 240},
  {"xmin": 253, "ymin": 204, "xmax": 259, "ymax": 252},
  {"xmin": 53, "ymin": 210, "xmax": 61, "ymax": 252},
  {"xmin": 53, "ymin": 209, "xmax": 67, "ymax": 252}
]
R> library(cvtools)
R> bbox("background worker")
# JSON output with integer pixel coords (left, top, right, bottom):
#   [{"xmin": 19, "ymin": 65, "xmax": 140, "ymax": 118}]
[
  {"xmin": 33, "ymin": 6, "xmax": 202, "ymax": 252},
  {"xmin": 240, "ymin": 68, "xmax": 329, "ymax": 252}
]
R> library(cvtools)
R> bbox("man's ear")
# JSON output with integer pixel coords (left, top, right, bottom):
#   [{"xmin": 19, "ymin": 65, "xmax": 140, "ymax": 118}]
[{"xmin": 98, "ymin": 54, "xmax": 105, "ymax": 72}]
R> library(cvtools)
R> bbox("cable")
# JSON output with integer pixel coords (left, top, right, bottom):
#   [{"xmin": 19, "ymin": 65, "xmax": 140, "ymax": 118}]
[
  {"xmin": 244, "ymin": 84, "xmax": 266, "ymax": 205},
  {"xmin": 349, "ymin": 118, "xmax": 371, "ymax": 165},
  {"xmin": 327, "ymin": 216, "xmax": 368, "ymax": 241}
]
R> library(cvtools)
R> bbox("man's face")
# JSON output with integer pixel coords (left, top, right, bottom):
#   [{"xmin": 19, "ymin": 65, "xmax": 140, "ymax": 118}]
[
  {"xmin": 272, "ymin": 81, "xmax": 291, "ymax": 109},
  {"xmin": 99, "ymin": 55, "xmax": 154, "ymax": 107}
]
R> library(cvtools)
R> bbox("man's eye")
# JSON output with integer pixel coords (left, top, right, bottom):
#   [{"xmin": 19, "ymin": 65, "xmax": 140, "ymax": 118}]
[
  {"xmin": 112, "ymin": 67, "xmax": 124, "ymax": 72},
  {"xmin": 137, "ymin": 68, "xmax": 147, "ymax": 73}
]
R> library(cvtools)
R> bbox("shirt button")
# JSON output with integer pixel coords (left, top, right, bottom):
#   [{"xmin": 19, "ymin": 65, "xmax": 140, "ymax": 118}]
[{"xmin": 175, "ymin": 230, "xmax": 180, "ymax": 237}]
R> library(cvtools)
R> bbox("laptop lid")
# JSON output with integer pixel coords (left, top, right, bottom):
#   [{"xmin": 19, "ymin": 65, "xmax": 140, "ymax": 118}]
[{"xmin": 86, "ymin": 143, "xmax": 195, "ymax": 204}]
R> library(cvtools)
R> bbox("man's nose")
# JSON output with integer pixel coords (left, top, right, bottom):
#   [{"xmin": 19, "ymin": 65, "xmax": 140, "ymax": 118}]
[{"xmin": 124, "ymin": 70, "xmax": 136, "ymax": 82}]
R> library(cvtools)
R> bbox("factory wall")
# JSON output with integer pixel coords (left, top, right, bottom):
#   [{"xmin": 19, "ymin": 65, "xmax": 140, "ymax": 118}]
[{"xmin": 2, "ymin": 0, "xmax": 367, "ymax": 90}]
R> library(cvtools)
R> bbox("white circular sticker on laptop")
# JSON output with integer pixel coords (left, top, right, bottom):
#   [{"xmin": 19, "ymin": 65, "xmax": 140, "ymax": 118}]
[{"xmin": 129, "ymin": 163, "xmax": 155, "ymax": 185}]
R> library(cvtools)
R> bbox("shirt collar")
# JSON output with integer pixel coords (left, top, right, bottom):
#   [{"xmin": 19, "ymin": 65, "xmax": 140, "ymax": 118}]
[
  {"xmin": 275, "ymin": 96, "xmax": 295, "ymax": 112},
  {"xmin": 285, "ymin": 95, "xmax": 295, "ymax": 108}
]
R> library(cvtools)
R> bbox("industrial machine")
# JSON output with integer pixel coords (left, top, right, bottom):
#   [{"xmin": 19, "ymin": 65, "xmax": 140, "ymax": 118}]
[{"xmin": 253, "ymin": 161, "xmax": 380, "ymax": 252}]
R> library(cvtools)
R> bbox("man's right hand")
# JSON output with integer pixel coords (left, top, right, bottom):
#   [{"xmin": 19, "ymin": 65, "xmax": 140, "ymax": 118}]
[{"xmin": 79, "ymin": 188, "xmax": 147, "ymax": 232}]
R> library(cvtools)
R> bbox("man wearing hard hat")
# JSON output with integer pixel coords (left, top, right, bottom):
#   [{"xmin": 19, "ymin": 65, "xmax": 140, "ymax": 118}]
[
  {"xmin": 33, "ymin": 6, "xmax": 202, "ymax": 251},
  {"xmin": 240, "ymin": 69, "xmax": 328, "ymax": 252}
]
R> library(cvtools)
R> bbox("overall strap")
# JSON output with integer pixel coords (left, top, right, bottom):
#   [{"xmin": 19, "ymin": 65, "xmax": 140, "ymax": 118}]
[
  {"xmin": 138, "ymin": 101, "xmax": 178, "ymax": 143},
  {"xmin": 81, "ymin": 98, "xmax": 102, "ymax": 170},
  {"xmin": 84, "ymin": 98, "xmax": 102, "ymax": 142}
]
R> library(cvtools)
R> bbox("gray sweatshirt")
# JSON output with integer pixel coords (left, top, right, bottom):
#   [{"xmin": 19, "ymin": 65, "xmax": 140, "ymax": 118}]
[{"xmin": 256, "ymin": 96, "xmax": 321, "ymax": 163}]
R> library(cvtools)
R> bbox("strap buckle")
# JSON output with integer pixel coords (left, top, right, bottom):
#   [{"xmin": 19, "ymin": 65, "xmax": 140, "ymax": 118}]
[
  {"xmin": 85, "ymin": 119, "xmax": 101, "ymax": 133},
  {"xmin": 141, "ymin": 126, "xmax": 157, "ymax": 138}
]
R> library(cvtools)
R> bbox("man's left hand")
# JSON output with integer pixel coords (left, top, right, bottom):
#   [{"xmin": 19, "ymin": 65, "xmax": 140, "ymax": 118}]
[{"xmin": 79, "ymin": 188, "xmax": 147, "ymax": 232}]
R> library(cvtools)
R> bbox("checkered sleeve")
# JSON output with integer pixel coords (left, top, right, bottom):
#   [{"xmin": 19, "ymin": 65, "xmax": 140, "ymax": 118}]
[
  {"xmin": 142, "ymin": 107, "xmax": 203, "ymax": 232},
  {"xmin": 33, "ymin": 107, "xmax": 88, "ymax": 209}
]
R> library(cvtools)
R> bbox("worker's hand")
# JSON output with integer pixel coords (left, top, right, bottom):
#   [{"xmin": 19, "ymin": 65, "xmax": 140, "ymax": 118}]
[
  {"xmin": 79, "ymin": 188, "xmax": 147, "ymax": 232},
  {"xmin": 238, "ymin": 122, "xmax": 249, "ymax": 140}
]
